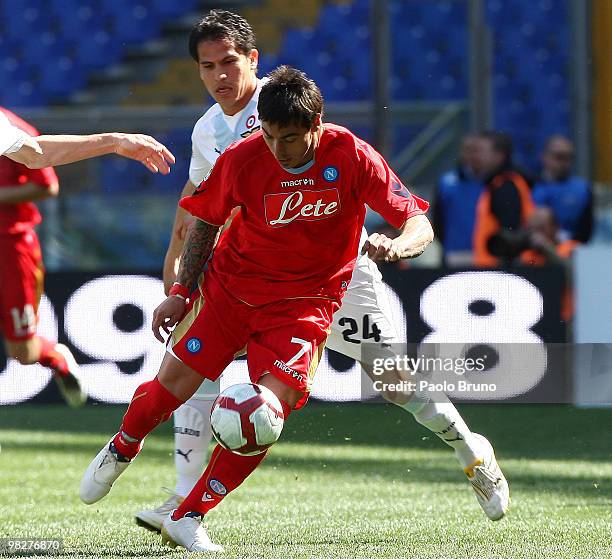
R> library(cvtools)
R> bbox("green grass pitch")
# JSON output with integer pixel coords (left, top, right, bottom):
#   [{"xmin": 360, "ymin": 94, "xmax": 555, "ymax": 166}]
[{"xmin": 0, "ymin": 403, "xmax": 610, "ymax": 558}]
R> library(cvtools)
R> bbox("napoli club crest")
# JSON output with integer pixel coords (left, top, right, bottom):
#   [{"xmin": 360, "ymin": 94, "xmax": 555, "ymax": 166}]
[
  {"xmin": 323, "ymin": 166, "xmax": 339, "ymax": 182},
  {"xmin": 186, "ymin": 338, "xmax": 202, "ymax": 353}
]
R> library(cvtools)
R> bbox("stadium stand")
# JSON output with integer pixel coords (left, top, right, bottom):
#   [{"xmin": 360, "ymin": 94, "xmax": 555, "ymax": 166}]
[{"xmin": 0, "ymin": 0, "xmax": 571, "ymax": 172}]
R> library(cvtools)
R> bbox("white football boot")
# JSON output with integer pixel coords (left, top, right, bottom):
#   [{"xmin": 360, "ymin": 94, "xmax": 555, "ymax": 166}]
[
  {"xmin": 53, "ymin": 343, "xmax": 87, "ymax": 408},
  {"xmin": 80, "ymin": 437, "xmax": 132, "ymax": 504},
  {"xmin": 161, "ymin": 511, "xmax": 223, "ymax": 553},
  {"xmin": 135, "ymin": 488, "xmax": 184, "ymax": 532},
  {"xmin": 463, "ymin": 433, "xmax": 509, "ymax": 520}
]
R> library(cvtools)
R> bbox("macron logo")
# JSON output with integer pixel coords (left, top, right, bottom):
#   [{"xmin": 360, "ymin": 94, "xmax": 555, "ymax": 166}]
[
  {"xmin": 274, "ymin": 359, "xmax": 305, "ymax": 382},
  {"xmin": 280, "ymin": 178, "xmax": 315, "ymax": 188},
  {"xmin": 264, "ymin": 189, "xmax": 340, "ymax": 227}
]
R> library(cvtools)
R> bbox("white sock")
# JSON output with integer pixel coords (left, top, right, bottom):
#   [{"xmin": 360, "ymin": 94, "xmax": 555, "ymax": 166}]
[
  {"xmin": 173, "ymin": 399, "xmax": 214, "ymax": 497},
  {"xmin": 402, "ymin": 391, "xmax": 482, "ymax": 469}
]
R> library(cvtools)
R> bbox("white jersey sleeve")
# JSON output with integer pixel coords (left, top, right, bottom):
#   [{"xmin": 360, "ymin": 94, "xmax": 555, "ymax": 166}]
[
  {"xmin": 0, "ymin": 111, "xmax": 28, "ymax": 155},
  {"xmin": 189, "ymin": 80, "xmax": 263, "ymax": 186},
  {"xmin": 189, "ymin": 118, "xmax": 214, "ymax": 186}
]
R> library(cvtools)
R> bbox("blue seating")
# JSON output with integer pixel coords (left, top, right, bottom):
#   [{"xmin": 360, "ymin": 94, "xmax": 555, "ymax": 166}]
[
  {"xmin": 110, "ymin": 3, "xmax": 160, "ymax": 45},
  {"xmin": 0, "ymin": 0, "xmax": 572, "ymax": 169},
  {"xmin": 39, "ymin": 57, "xmax": 84, "ymax": 98},
  {"xmin": 100, "ymin": 158, "xmax": 146, "ymax": 194},
  {"xmin": 3, "ymin": 5, "xmax": 49, "ymax": 41},
  {"xmin": 0, "ymin": 0, "xmax": 200, "ymax": 106},
  {"xmin": 151, "ymin": 0, "xmax": 197, "ymax": 18},
  {"xmin": 390, "ymin": 0, "xmax": 469, "ymax": 102},
  {"xmin": 0, "ymin": 78, "xmax": 48, "ymax": 107},
  {"xmin": 486, "ymin": 0, "xmax": 570, "ymax": 168}
]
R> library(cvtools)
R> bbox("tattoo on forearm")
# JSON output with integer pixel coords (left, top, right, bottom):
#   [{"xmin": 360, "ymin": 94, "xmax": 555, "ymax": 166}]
[{"xmin": 176, "ymin": 219, "xmax": 220, "ymax": 290}]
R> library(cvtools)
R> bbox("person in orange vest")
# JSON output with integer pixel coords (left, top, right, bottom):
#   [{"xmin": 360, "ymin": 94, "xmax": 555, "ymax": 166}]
[
  {"xmin": 521, "ymin": 207, "xmax": 579, "ymax": 321},
  {"xmin": 472, "ymin": 132, "xmax": 534, "ymax": 267},
  {"xmin": 521, "ymin": 207, "xmax": 580, "ymax": 266}
]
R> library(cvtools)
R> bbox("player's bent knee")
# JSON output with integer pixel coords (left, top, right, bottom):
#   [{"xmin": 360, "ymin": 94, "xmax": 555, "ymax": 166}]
[
  {"xmin": 158, "ymin": 352, "xmax": 208, "ymax": 401},
  {"xmin": 258, "ymin": 372, "xmax": 301, "ymax": 410}
]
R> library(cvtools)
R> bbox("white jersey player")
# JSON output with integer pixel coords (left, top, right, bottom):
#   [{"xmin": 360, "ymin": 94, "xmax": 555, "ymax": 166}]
[{"xmin": 136, "ymin": 9, "xmax": 508, "ymax": 531}]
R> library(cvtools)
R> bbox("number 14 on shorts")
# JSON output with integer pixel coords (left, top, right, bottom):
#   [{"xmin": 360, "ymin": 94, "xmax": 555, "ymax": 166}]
[{"xmin": 10, "ymin": 305, "xmax": 36, "ymax": 337}]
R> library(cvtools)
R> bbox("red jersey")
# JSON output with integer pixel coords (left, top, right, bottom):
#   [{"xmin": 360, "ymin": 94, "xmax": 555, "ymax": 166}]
[
  {"xmin": 0, "ymin": 108, "xmax": 58, "ymax": 235},
  {"xmin": 180, "ymin": 123, "xmax": 429, "ymax": 306}
]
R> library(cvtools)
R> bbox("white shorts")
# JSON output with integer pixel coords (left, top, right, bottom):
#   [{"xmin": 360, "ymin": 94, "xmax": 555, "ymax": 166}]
[{"xmin": 326, "ymin": 253, "xmax": 403, "ymax": 363}]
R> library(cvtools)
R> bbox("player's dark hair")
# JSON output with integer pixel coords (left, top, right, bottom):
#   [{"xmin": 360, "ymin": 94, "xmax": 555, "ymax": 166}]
[
  {"xmin": 479, "ymin": 131, "xmax": 513, "ymax": 162},
  {"xmin": 189, "ymin": 9, "xmax": 256, "ymax": 61},
  {"xmin": 258, "ymin": 66, "xmax": 324, "ymax": 129}
]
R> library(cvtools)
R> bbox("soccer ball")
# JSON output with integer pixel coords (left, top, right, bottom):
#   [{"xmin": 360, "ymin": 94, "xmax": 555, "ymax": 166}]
[{"xmin": 210, "ymin": 383, "xmax": 285, "ymax": 456}]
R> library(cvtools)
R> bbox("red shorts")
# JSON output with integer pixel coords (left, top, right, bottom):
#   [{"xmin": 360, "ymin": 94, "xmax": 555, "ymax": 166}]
[
  {"xmin": 0, "ymin": 231, "xmax": 44, "ymax": 341},
  {"xmin": 169, "ymin": 272, "xmax": 338, "ymax": 409}
]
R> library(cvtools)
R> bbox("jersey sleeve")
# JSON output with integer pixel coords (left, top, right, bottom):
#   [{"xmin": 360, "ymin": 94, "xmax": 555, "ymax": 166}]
[
  {"xmin": 179, "ymin": 148, "xmax": 237, "ymax": 226},
  {"xmin": 358, "ymin": 143, "xmax": 429, "ymax": 228},
  {"xmin": 1, "ymin": 110, "xmax": 58, "ymax": 187},
  {"xmin": 189, "ymin": 125, "xmax": 214, "ymax": 186},
  {"xmin": 0, "ymin": 112, "xmax": 28, "ymax": 155}
]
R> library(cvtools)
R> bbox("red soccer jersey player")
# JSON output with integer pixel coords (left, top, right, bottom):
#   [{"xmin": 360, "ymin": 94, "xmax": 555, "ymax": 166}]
[
  {"xmin": 167, "ymin": 121, "xmax": 428, "ymax": 401},
  {"xmin": 179, "ymin": 122, "xmax": 426, "ymax": 307},
  {"xmin": 0, "ymin": 107, "xmax": 85, "ymax": 406},
  {"xmin": 80, "ymin": 67, "xmax": 434, "ymax": 552}
]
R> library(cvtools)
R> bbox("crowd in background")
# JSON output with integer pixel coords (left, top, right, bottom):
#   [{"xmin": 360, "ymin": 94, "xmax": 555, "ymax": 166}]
[{"xmin": 432, "ymin": 132, "xmax": 592, "ymax": 271}]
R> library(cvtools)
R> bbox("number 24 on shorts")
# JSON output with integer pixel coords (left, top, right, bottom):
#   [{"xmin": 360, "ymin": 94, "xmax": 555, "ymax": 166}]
[{"xmin": 339, "ymin": 314, "xmax": 381, "ymax": 344}]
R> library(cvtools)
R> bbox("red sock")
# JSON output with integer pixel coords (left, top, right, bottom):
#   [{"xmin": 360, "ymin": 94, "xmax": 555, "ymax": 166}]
[
  {"xmin": 173, "ymin": 445, "xmax": 267, "ymax": 518},
  {"xmin": 37, "ymin": 337, "xmax": 69, "ymax": 376},
  {"xmin": 173, "ymin": 399, "xmax": 293, "ymax": 518},
  {"xmin": 112, "ymin": 377, "xmax": 184, "ymax": 459}
]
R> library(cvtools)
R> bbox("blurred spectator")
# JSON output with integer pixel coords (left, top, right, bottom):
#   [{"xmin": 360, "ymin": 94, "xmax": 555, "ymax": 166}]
[
  {"xmin": 432, "ymin": 133, "xmax": 484, "ymax": 266},
  {"xmin": 520, "ymin": 207, "xmax": 579, "ymax": 267},
  {"xmin": 520, "ymin": 207, "xmax": 579, "ymax": 321},
  {"xmin": 472, "ymin": 131, "xmax": 534, "ymax": 267},
  {"xmin": 532, "ymin": 135, "xmax": 593, "ymax": 243}
]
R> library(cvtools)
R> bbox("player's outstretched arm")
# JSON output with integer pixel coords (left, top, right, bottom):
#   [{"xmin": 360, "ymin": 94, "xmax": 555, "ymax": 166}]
[
  {"xmin": 17, "ymin": 133, "xmax": 175, "ymax": 173},
  {"xmin": 363, "ymin": 214, "xmax": 434, "ymax": 262},
  {"xmin": 162, "ymin": 180, "xmax": 198, "ymax": 295},
  {"xmin": 153, "ymin": 218, "xmax": 221, "ymax": 341}
]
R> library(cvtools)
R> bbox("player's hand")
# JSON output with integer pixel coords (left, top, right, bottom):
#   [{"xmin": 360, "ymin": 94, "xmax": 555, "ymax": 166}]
[
  {"xmin": 176, "ymin": 213, "xmax": 195, "ymax": 240},
  {"xmin": 113, "ymin": 133, "xmax": 176, "ymax": 174},
  {"xmin": 152, "ymin": 295, "xmax": 186, "ymax": 342},
  {"xmin": 362, "ymin": 233, "xmax": 401, "ymax": 262}
]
